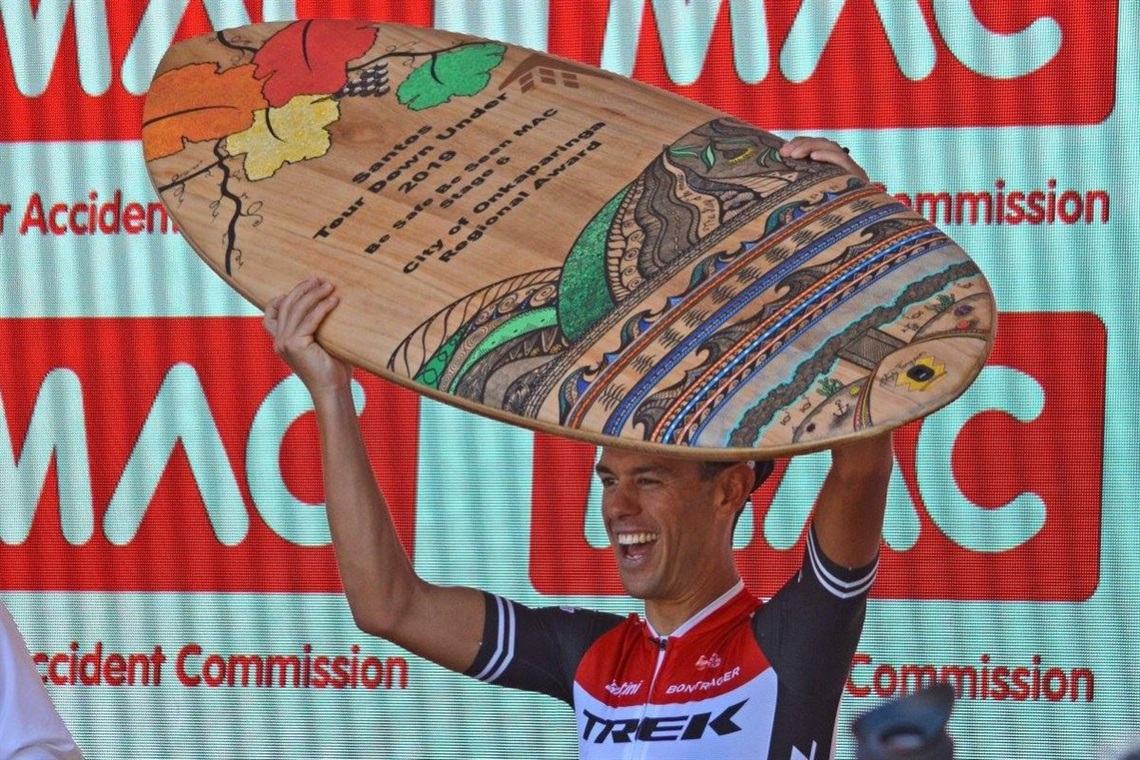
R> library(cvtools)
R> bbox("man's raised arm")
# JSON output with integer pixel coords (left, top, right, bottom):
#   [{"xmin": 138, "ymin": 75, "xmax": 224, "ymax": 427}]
[
  {"xmin": 264, "ymin": 278, "xmax": 485, "ymax": 673},
  {"xmin": 776, "ymin": 136, "xmax": 891, "ymax": 567},
  {"xmin": 811, "ymin": 432, "xmax": 894, "ymax": 569}
]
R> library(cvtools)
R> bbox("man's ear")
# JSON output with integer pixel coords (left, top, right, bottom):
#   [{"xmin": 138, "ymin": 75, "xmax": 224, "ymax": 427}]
[{"xmin": 715, "ymin": 461, "xmax": 756, "ymax": 517}]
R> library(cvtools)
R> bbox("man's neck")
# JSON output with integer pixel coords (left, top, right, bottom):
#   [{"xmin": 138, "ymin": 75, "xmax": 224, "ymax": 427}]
[{"xmin": 644, "ymin": 573, "xmax": 742, "ymax": 637}]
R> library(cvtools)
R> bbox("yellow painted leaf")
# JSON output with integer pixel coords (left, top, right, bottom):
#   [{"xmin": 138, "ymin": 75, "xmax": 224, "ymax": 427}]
[{"xmin": 225, "ymin": 94, "xmax": 340, "ymax": 181}]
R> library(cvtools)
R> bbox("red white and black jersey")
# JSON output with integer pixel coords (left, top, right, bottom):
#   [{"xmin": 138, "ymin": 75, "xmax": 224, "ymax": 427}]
[{"xmin": 465, "ymin": 526, "xmax": 875, "ymax": 759}]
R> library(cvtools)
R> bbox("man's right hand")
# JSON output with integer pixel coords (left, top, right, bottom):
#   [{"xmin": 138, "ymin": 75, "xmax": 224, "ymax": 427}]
[
  {"xmin": 263, "ymin": 278, "xmax": 354, "ymax": 399},
  {"xmin": 261, "ymin": 277, "xmax": 487, "ymax": 673}
]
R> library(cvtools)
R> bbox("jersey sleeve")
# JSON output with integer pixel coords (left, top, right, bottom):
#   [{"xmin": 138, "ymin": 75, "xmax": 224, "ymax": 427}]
[
  {"xmin": 463, "ymin": 593, "xmax": 624, "ymax": 705},
  {"xmin": 753, "ymin": 523, "xmax": 877, "ymax": 697}
]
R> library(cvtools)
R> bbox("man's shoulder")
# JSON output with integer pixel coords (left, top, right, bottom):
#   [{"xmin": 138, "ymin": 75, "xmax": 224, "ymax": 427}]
[{"xmin": 482, "ymin": 594, "xmax": 628, "ymax": 641}]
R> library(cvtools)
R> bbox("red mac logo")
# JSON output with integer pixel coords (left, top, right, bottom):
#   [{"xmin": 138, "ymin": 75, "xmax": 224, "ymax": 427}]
[
  {"xmin": 547, "ymin": 0, "xmax": 1117, "ymax": 128},
  {"xmin": 530, "ymin": 312, "xmax": 1105, "ymax": 601},
  {"xmin": 0, "ymin": 317, "xmax": 419, "ymax": 592},
  {"xmin": 0, "ymin": 313, "xmax": 1104, "ymax": 600},
  {"xmin": 0, "ymin": 0, "xmax": 1114, "ymax": 141},
  {"xmin": 0, "ymin": 0, "xmax": 434, "ymax": 141}
]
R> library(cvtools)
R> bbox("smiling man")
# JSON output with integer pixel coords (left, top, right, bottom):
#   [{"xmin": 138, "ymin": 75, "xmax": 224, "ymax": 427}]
[{"xmin": 265, "ymin": 138, "xmax": 894, "ymax": 759}]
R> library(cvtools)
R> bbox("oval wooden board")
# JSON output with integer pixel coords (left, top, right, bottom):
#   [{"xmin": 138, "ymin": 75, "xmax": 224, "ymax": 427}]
[{"xmin": 142, "ymin": 19, "xmax": 995, "ymax": 460}]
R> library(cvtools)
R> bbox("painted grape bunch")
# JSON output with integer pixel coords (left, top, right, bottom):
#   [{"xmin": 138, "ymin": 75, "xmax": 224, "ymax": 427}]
[{"xmin": 337, "ymin": 62, "xmax": 390, "ymax": 98}]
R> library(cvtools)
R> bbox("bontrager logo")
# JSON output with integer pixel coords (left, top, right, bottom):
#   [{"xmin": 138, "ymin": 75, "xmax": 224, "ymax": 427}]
[
  {"xmin": 665, "ymin": 666, "xmax": 742, "ymax": 695},
  {"xmin": 0, "ymin": 0, "xmax": 1115, "ymax": 141}
]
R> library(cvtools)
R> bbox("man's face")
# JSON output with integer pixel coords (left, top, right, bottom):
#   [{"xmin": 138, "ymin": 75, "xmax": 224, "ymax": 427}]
[{"xmin": 595, "ymin": 448, "xmax": 741, "ymax": 602}]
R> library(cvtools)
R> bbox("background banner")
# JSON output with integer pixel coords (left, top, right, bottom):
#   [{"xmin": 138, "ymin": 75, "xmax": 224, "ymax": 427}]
[{"xmin": 0, "ymin": 1, "xmax": 1133, "ymax": 758}]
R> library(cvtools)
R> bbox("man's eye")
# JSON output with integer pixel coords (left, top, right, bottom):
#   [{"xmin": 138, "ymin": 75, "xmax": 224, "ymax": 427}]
[{"xmin": 636, "ymin": 477, "xmax": 661, "ymax": 487}]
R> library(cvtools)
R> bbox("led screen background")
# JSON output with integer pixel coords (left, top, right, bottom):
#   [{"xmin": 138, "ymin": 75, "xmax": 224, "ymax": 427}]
[{"xmin": 0, "ymin": 1, "xmax": 1134, "ymax": 757}]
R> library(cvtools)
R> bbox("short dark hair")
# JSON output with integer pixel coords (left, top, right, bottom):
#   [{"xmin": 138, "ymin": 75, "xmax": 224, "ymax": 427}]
[
  {"xmin": 699, "ymin": 459, "xmax": 775, "ymax": 493},
  {"xmin": 699, "ymin": 460, "xmax": 776, "ymax": 538}
]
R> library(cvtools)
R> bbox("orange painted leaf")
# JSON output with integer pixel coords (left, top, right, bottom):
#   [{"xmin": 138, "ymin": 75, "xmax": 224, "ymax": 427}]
[
  {"xmin": 253, "ymin": 20, "xmax": 379, "ymax": 108},
  {"xmin": 143, "ymin": 63, "xmax": 266, "ymax": 161}
]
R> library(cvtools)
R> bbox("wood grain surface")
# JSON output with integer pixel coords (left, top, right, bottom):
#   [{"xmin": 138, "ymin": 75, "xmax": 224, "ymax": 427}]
[{"xmin": 142, "ymin": 20, "xmax": 995, "ymax": 458}]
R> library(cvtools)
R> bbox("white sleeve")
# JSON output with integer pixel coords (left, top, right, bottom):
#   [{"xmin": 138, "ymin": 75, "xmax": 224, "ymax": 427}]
[{"xmin": 0, "ymin": 603, "xmax": 85, "ymax": 760}]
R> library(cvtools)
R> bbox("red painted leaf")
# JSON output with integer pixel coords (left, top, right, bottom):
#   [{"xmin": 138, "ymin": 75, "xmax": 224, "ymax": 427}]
[{"xmin": 253, "ymin": 20, "xmax": 379, "ymax": 107}]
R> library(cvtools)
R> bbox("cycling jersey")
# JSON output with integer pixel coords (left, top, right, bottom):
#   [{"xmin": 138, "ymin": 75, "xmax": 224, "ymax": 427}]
[{"xmin": 465, "ymin": 526, "xmax": 875, "ymax": 759}]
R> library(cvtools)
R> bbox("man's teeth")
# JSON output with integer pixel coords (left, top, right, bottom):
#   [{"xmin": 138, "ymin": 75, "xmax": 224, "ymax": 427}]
[{"xmin": 617, "ymin": 532, "xmax": 659, "ymax": 545}]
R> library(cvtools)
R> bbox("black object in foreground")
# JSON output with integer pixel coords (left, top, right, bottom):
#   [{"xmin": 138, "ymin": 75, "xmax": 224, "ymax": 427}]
[{"xmin": 853, "ymin": 682, "xmax": 955, "ymax": 760}]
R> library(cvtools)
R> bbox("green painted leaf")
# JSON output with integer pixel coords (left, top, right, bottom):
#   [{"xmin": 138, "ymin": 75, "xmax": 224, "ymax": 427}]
[
  {"xmin": 397, "ymin": 43, "xmax": 506, "ymax": 111},
  {"xmin": 701, "ymin": 144, "xmax": 716, "ymax": 169},
  {"xmin": 667, "ymin": 144, "xmax": 702, "ymax": 160}
]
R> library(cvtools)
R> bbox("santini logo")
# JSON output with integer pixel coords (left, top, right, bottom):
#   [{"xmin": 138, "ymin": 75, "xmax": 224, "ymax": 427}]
[{"xmin": 604, "ymin": 680, "xmax": 643, "ymax": 698}]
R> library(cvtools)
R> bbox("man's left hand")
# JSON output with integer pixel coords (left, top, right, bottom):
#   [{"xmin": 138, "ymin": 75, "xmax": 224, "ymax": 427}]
[{"xmin": 780, "ymin": 136, "xmax": 870, "ymax": 183}]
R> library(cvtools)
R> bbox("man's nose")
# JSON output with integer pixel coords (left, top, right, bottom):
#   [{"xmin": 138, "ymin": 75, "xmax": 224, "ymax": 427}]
[{"xmin": 602, "ymin": 483, "xmax": 639, "ymax": 520}]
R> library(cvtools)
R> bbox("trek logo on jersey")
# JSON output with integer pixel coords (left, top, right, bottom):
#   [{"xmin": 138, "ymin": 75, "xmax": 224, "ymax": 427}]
[
  {"xmin": 530, "ymin": 312, "xmax": 1105, "ymax": 601},
  {"xmin": 0, "ymin": 0, "xmax": 1115, "ymax": 141},
  {"xmin": 581, "ymin": 700, "xmax": 745, "ymax": 743},
  {"xmin": 0, "ymin": 317, "xmax": 420, "ymax": 592},
  {"xmin": 696, "ymin": 653, "xmax": 722, "ymax": 670}
]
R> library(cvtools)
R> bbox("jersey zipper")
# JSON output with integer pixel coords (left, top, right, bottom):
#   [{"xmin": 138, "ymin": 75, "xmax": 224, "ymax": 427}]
[{"xmin": 629, "ymin": 636, "xmax": 669, "ymax": 760}]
